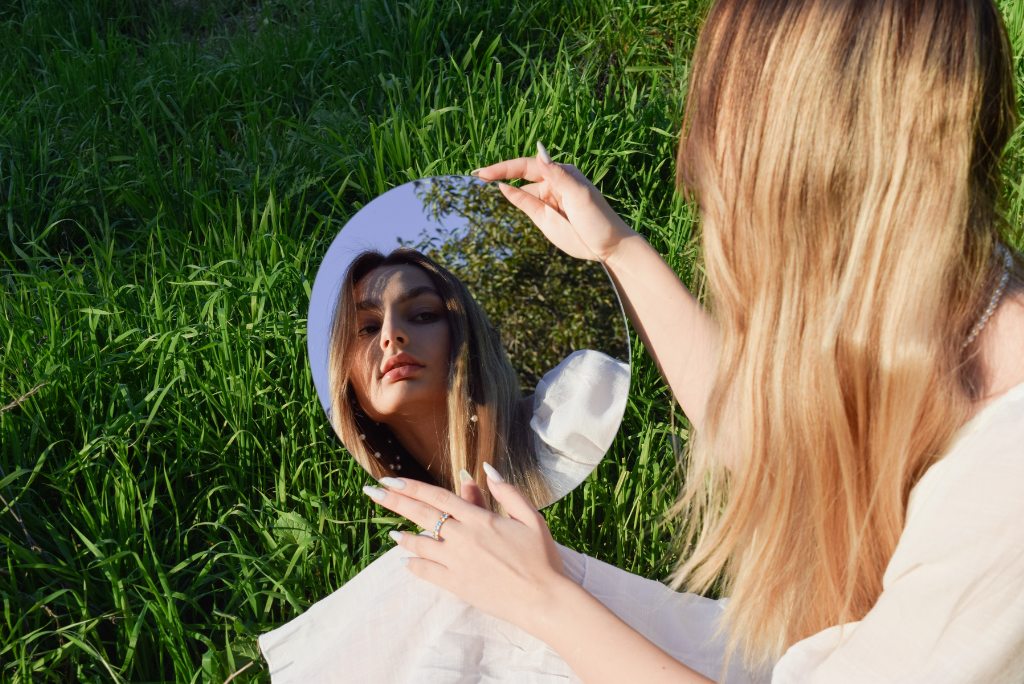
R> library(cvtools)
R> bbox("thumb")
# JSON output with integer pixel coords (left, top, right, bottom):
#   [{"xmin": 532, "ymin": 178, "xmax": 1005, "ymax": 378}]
[
  {"xmin": 458, "ymin": 469, "xmax": 487, "ymax": 509},
  {"xmin": 496, "ymin": 182, "xmax": 598, "ymax": 261},
  {"xmin": 535, "ymin": 141, "xmax": 586, "ymax": 199},
  {"xmin": 482, "ymin": 462, "xmax": 546, "ymax": 527}
]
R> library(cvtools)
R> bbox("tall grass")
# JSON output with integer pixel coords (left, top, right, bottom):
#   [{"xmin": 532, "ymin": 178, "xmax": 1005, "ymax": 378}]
[
  {"xmin": 1, "ymin": 0, "xmax": 1022, "ymax": 681},
  {"xmin": 0, "ymin": 0, "xmax": 709, "ymax": 680}
]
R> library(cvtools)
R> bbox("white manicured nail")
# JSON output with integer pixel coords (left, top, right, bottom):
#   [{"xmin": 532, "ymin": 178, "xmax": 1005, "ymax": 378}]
[
  {"xmin": 482, "ymin": 462, "xmax": 504, "ymax": 483},
  {"xmin": 388, "ymin": 530, "xmax": 405, "ymax": 544},
  {"xmin": 379, "ymin": 477, "xmax": 405, "ymax": 489},
  {"xmin": 459, "ymin": 469, "xmax": 474, "ymax": 483},
  {"xmin": 362, "ymin": 485, "xmax": 386, "ymax": 502},
  {"xmin": 469, "ymin": 168, "xmax": 483, "ymax": 177},
  {"xmin": 536, "ymin": 141, "xmax": 553, "ymax": 165}
]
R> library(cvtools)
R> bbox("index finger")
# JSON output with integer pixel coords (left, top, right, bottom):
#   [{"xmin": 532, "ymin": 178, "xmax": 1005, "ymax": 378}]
[
  {"xmin": 379, "ymin": 477, "xmax": 489, "ymax": 524},
  {"xmin": 473, "ymin": 157, "xmax": 548, "ymax": 183}
]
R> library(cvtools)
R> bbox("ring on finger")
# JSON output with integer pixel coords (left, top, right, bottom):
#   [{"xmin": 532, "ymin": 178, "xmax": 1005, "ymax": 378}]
[{"xmin": 432, "ymin": 512, "xmax": 450, "ymax": 541}]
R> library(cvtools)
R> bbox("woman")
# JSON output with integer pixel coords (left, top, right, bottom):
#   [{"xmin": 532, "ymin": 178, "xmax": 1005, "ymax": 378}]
[
  {"xmin": 362, "ymin": 0, "xmax": 1024, "ymax": 681},
  {"xmin": 327, "ymin": 247, "xmax": 628, "ymax": 509}
]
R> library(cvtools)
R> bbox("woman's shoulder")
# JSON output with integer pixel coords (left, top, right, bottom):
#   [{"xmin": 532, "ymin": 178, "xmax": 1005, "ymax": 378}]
[
  {"xmin": 773, "ymin": 381, "xmax": 1024, "ymax": 683},
  {"xmin": 892, "ymin": 379, "xmax": 1024, "ymax": 567},
  {"xmin": 529, "ymin": 350, "xmax": 631, "ymax": 505},
  {"xmin": 530, "ymin": 350, "xmax": 630, "ymax": 460},
  {"xmin": 533, "ymin": 349, "xmax": 631, "ymax": 400},
  {"xmin": 907, "ymin": 378, "xmax": 1024, "ymax": 521}
]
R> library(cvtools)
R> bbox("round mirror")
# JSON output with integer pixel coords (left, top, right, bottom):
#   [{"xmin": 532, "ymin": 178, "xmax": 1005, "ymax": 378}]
[{"xmin": 308, "ymin": 176, "xmax": 630, "ymax": 508}]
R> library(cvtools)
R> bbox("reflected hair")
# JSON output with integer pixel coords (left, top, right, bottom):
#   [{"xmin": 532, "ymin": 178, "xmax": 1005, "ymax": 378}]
[
  {"xmin": 327, "ymin": 248, "xmax": 550, "ymax": 510},
  {"xmin": 673, "ymin": 0, "xmax": 1023, "ymax": 671}
]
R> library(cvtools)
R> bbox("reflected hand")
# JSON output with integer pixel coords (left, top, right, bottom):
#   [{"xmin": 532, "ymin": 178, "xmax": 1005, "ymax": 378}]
[
  {"xmin": 365, "ymin": 468, "xmax": 571, "ymax": 634},
  {"xmin": 473, "ymin": 143, "xmax": 638, "ymax": 263}
]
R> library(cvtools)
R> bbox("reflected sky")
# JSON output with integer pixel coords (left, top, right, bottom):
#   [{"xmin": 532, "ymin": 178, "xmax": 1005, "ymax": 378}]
[{"xmin": 308, "ymin": 177, "xmax": 485, "ymax": 416}]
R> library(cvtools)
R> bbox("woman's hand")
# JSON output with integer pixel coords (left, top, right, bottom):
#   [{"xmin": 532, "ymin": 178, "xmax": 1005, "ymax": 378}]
[
  {"xmin": 363, "ymin": 466, "xmax": 573, "ymax": 635},
  {"xmin": 473, "ymin": 143, "xmax": 638, "ymax": 264},
  {"xmin": 363, "ymin": 470, "xmax": 716, "ymax": 684},
  {"xmin": 476, "ymin": 143, "xmax": 720, "ymax": 433},
  {"xmin": 457, "ymin": 468, "xmax": 487, "ymax": 509}
]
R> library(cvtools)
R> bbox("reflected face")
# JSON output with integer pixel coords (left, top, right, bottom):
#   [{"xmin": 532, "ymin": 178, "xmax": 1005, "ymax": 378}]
[{"xmin": 348, "ymin": 265, "xmax": 451, "ymax": 423}]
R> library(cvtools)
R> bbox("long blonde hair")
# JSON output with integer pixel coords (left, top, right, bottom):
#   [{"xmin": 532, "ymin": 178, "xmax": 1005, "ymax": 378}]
[
  {"xmin": 327, "ymin": 248, "xmax": 549, "ymax": 510},
  {"xmin": 673, "ymin": 0, "xmax": 1024, "ymax": 669}
]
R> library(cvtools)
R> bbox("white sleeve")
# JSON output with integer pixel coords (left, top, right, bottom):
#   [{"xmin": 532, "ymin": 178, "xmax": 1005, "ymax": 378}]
[
  {"xmin": 530, "ymin": 349, "xmax": 630, "ymax": 505},
  {"xmin": 259, "ymin": 542, "xmax": 766, "ymax": 684},
  {"xmin": 773, "ymin": 387, "xmax": 1024, "ymax": 683},
  {"xmin": 258, "ymin": 544, "xmax": 578, "ymax": 683}
]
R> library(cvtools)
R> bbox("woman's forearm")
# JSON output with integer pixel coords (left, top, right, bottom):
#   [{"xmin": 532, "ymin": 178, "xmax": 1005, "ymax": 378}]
[
  {"xmin": 373, "ymin": 473, "xmax": 719, "ymax": 682},
  {"xmin": 603, "ymin": 233, "xmax": 719, "ymax": 430},
  {"xmin": 528, "ymin": 577, "xmax": 717, "ymax": 684}
]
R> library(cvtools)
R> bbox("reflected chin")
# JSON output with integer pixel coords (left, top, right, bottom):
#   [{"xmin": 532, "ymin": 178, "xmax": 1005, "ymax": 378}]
[{"xmin": 367, "ymin": 382, "xmax": 441, "ymax": 418}]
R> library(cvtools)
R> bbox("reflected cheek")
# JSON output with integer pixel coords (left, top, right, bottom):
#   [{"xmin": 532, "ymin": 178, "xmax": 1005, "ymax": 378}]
[
  {"xmin": 349, "ymin": 346, "xmax": 382, "ymax": 416},
  {"xmin": 427, "ymin": 327, "xmax": 452, "ymax": 397}
]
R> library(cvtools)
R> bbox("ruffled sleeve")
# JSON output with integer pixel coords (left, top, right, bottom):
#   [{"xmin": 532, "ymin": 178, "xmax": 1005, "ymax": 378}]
[{"xmin": 530, "ymin": 349, "xmax": 630, "ymax": 505}]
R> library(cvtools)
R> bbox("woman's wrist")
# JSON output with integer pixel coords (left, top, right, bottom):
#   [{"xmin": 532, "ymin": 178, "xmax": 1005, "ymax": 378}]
[
  {"xmin": 600, "ymin": 229, "xmax": 647, "ymax": 271},
  {"xmin": 518, "ymin": 573, "xmax": 594, "ymax": 643},
  {"xmin": 517, "ymin": 573, "xmax": 716, "ymax": 684}
]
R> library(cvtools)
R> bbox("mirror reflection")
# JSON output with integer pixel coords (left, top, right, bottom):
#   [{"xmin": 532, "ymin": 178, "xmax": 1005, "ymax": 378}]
[
  {"xmin": 308, "ymin": 176, "xmax": 630, "ymax": 508},
  {"xmin": 411, "ymin": 176, "xmax": 628, "ymax": 389}
]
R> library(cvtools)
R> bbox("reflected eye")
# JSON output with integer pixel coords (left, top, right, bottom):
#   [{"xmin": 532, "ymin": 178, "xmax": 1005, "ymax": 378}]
[
  {"xmin": 412, "ymin": 310, "xmax": 439, "ymax": 323},
  {"xmin": 358, "ymin": 321, "xmax": 381, "ymax": 336}
]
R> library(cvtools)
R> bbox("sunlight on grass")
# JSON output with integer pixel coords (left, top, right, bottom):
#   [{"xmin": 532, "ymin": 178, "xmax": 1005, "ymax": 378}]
[{"xmin": 1, "ymin": 0, "xmax": 1022, "ymax": 681}]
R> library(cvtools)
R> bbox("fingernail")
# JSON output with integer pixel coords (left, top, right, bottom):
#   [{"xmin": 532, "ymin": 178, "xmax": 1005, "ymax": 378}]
[
  {"xmin": 459, "ymin": 469, "xmax": 474, "ymax": 483},
  {"xmin": 362, "ymin": 485, "xmax": 386, "ymax": 502},
  {"xmin": 482, "ymin": 462, "xmax": 504, "ymax": 483},
  {"xmin": 469, "ymin": 168, "xmax": 483, "ymax": 177},
  {"xmin": 379, "ymin": 477, "xmax": 406, "ymax": 490},
  {"xmin": 400, "ymin": 557, "xmax": 410, "ymax": 566},
  {"xmin": 388, "ymin": 530, "xmax": 405, "ymax": 544},
  {"xmin": 536, "ymin": 141, "xmax": 553, "ymax": 165}
]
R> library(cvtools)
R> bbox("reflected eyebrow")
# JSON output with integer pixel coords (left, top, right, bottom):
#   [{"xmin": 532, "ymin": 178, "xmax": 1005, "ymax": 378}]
[{"xmin": 355, "ymin": 285, "xmax": 442, "ymax": 312}]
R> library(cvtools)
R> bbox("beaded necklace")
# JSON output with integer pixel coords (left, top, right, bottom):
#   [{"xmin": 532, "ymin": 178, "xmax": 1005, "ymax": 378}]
[{"xmin": 963, "ymin": 244, "xmax": 1013, "ymax": 349}]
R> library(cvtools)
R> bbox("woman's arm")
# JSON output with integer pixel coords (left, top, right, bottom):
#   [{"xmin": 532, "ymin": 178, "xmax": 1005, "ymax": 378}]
[
  {"xmin": 365, "ymin": 473, "xmax": 717, "ymax": 684},
  {"xmin": 601, "ymin": 234, "xmax": 718, "ymax": 430},
  {"xmin": 528, "ymin": 578, "xmax": 717, "ymax": 684},
  {"xmin": 474, "ymin": 150, "xmax": 718, "ymax": 429}
]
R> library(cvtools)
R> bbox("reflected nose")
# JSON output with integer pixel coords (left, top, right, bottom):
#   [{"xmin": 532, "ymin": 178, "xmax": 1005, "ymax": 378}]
[{"xmin": 379, "ymin": 309, "xmax": 408, "ymax": 351}]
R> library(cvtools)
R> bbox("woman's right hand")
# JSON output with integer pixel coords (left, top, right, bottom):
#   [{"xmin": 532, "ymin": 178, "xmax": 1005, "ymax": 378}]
[
  {"xmin": 477, "ymin": 143, "xmax": 719, "ymax": 434},
  {"xmin": 472, "ymin": 143, "xmax": 638, "ymax": 264}
]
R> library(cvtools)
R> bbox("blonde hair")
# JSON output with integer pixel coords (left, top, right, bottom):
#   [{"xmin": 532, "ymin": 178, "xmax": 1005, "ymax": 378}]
[
  {"xmin": 327, "ymin": 248, "xmax": 550, "ymax": 510},
  {"xmin": 674, "ymin": 0, "xmax": 1024, "ymax": 670}
]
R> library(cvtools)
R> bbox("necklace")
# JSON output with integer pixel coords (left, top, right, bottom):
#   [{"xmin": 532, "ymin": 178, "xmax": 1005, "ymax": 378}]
[{"xmin": 963, "ymin": 244, "xmax": 1012, "ymax": 349}]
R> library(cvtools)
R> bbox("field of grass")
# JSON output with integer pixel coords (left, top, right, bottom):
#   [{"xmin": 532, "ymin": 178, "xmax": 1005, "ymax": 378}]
[{"xmin": 2, "ymin": 0, "xmax": 1023, "ymax": 681}]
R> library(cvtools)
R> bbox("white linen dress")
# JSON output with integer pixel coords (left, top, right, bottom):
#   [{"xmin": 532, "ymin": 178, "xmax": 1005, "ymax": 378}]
[{"xmin": 259, "ymin": 379, "xmax": 1024, "ymax": 683}]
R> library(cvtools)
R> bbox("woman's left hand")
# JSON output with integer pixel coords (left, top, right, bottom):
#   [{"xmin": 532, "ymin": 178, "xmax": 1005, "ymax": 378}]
[{"xmin": 364, "ymin": 467, "xmax": 573, "ymax": 634}]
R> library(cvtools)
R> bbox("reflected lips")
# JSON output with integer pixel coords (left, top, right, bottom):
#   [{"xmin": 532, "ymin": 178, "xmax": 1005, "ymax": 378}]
[{"xmin": 381, "ymin": 353, "xmax": 424, "ymax": 382}]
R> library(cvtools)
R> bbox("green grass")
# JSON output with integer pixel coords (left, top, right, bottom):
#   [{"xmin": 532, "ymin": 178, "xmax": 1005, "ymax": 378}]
[{"xmin": 1, "ymin": 0, "xmax": 1023, "ymax": 681}]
